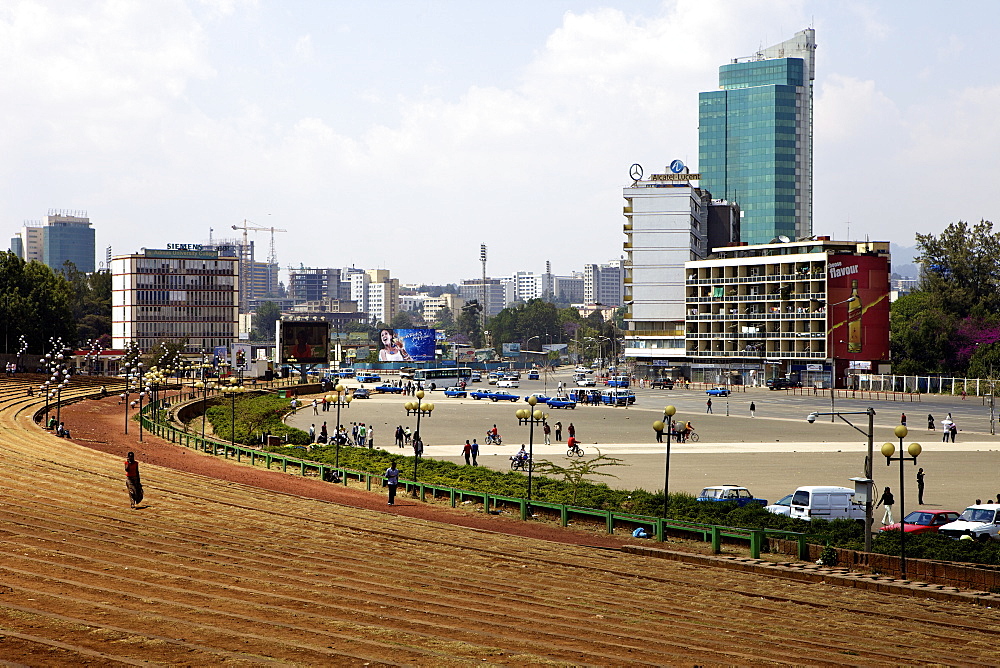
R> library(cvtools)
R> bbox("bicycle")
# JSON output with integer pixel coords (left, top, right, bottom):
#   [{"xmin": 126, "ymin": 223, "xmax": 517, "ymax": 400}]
[
  {"xmin": 672, "ymin": 430, "xmax": 700, "ymax": 443},
  {"xmin": 566, "ymin": 444, "xmax": 585, "ymax": 457}
]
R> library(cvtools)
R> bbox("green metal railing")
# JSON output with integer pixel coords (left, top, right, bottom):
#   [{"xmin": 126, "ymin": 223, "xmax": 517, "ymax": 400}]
[{"xmin": 136, "ymin": 398, "xmax": 821, "ymax": 559}]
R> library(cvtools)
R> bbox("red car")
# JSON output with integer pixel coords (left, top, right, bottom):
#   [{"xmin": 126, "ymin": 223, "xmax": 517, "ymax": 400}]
[{"xmin": 880, "ymin": 510, "xmax": 960, "ymax": 534}]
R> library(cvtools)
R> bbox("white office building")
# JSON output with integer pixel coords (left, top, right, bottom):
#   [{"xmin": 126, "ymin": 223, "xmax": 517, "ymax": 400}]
[
  {"xmin": 111, "ymin": 248, "xmax": 239, "ymax": 354},
  {"xmin": 622, "ymin": 167, "xmax": 715, "ymax": 372}
]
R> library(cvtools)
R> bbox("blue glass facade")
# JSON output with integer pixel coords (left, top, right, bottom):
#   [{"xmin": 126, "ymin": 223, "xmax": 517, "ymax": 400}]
[
  {"xmin": 43, "ymin": 221, "xmax": 95, "ymax": 273},
  {"xmin": 699, "ymin": 57, "xmax": 809, "ymax": 245}
]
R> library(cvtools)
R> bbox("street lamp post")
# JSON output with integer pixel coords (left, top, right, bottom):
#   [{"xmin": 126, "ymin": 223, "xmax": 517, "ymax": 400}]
[
  {"xmin": 515, "ymin": 396, "xmax": 544, "ymax": 507},
  {"xmin": 404, "ymin": 390, "xmax": 433, "ymax": 485},
  {"xmin": 881, "ymin": 426, "xmax": 922, "ymax": 579},
  {"xmin": 660, "ymin": 405, "xmax": 676, "ymax": 518},
  {"xmin": 807, "ymin": 408, "xmax": 876, "ymax": 553},
  {"xmin": 331, "ymin": 384, "xmax": 353, "ymax": 467}
]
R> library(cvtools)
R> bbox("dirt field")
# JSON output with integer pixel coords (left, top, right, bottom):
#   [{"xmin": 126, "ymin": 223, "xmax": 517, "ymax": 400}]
[{"xmin": 1, "ymin": 375, "xmax": 998, "ymax": 665}]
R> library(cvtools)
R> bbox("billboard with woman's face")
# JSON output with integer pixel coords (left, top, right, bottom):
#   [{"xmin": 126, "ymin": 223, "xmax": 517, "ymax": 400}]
[
  {"xmin": 279, "ymin": 321, "xmax": 330, "ymax": 364},
  {"xmin": 377, "ymin": 328, "xmax": 436, "ymax": 362}
]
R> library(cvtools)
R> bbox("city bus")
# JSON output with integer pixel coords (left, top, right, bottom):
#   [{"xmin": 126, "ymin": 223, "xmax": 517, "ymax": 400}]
[{"xmin": 413, "ymin": 367, "xmax": 473, "ymax": 384}]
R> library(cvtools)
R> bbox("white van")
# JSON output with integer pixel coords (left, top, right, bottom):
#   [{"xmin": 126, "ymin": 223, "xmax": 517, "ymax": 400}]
[{"xmin": 788, "ymin": 486, "xmax": 865, "ymax": 522}]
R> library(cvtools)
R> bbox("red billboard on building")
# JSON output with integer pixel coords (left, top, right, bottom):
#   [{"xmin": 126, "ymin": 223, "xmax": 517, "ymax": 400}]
[{"xmin": 827, "ymin": 255, "xmax": 890, "ymax": 361}]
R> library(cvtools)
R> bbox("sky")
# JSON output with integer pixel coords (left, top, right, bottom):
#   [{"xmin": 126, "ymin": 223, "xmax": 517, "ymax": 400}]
[{"xmin": 3, "ymin": 0, "xmax": 999, "ymax": 284}]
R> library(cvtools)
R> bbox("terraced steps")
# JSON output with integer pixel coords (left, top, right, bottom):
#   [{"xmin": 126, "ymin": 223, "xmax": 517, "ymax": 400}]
[{"xmin": 0, "ymin": 376, "xmax": 998, "ymax": 664}]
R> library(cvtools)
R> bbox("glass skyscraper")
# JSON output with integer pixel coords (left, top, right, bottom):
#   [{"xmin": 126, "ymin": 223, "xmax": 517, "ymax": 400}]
[
  {"xmin": 699, "ymin": 29, "xmax": 816, "ymax": 245},
  {"xmin": 42, "ymin": 212, "xmax": 96, "ymax": 273}
]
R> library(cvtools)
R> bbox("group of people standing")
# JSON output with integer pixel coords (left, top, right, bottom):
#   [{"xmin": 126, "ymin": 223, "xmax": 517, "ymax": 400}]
[{"xmin": 927, "ymin": 413, "xmax": 959, "ymax": 442}]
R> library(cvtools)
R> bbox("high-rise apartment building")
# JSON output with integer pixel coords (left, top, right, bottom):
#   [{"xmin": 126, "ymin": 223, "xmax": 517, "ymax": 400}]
[
  {"xmin": 349, "ymin": 269, "xmax": 398, "ymax": 325},
  {"xmin": 289, "ymin": 268, "xmax": 342, "ymax": 304},
  {"xmin": 583, "ymin": 261, "xmax": 624, "ymax": 307},
  {"xmin": 9, "ymin": 223, "xmax": 44, "ymax": 263},
  {"xmin": 459, "ymin": 278, "xmax": 505, "ymax": 317},
  {"xmin": 699, "ymin": 28, "xmax": 816, "ymax": 244}
]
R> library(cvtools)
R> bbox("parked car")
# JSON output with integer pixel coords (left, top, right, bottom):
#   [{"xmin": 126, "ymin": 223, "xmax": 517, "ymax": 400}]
[
  {"xmin": 705, "ymin": 387, "xmax": 730, "ymax": 397},
  {"xmin": 443, "ymin": 387, "xmax": 467, "ymax": 398},
  {"xmin": 547, "ymin": 398, "xmax": 577, "ymax": 409},
  {"xmin": 788, "ymin": 486, "xmax": 865, "ymax": 522},
  {"xmin": 528, "ymin": 370, "xmax": 540, "ymax": 380},
  {"xmin": 880, "ymin": 510, "xmax": 961, "ymax": 535},
  {"xmin": 575, "ymin": 366, "xmax": 591, "ymax": 374},
  {"xmin": 651, "ymin": 378, "xmax": 675, "ymax": 390},
  {"xmin": 766, "ymin": 378, "xmax": 802, "ymax": 390},
  {"xmin": 939, "ymin": 505, "xmax": 1000, "ymax": 541},
  {"xmin": 764, "ymin": 494, "xmax": 794, "ymax": 516},
  {"xmin": 577, "ymin": 377, "xmax": 597, "ymax": 387},
  {"xmin": 373, "ymin": 385, "xmax": 404, "ymax": 394},
  {"xmin": 351, "ymin": 388, "xmax": 370, "ymax": 399},
  {"xmin": 487, "ymin": 373, "xmax": 500, "ymax": 385},
  {"xmin": 356, "ymin": 373, "xmax": 381, "ymax": 383},
  {"xmin": 497, "ymin": 379, "xmax": 520, "ymax": 388},
  {"xmin": 697, "ymin": 485, "xmax": 768, "ymax": 508},
  {"xmin": 470, "ymin": 372, "xmax": 482, "ymax": 382}
]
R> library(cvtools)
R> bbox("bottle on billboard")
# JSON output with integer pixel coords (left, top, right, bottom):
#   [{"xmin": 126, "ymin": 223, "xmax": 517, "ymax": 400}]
[{"xmin": 847, "ymin": 279, "xmax": 862, "ymax": 353}]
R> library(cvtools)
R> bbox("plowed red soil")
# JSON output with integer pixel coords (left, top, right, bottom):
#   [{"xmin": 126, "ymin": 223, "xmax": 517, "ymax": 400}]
[{"xmin": 1, "ymin": 376, "xmax": 998, "ymax": 666}]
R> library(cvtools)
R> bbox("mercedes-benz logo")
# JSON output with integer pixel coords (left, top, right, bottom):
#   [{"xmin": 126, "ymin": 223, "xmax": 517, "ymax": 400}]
[{"xmin": 629, "ymin": 163, "xmax": 643, "ymax": 181}]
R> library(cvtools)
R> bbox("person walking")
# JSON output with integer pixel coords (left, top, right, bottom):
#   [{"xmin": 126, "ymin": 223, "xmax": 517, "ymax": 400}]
[
  {"xmin": 384, "ymin": 460, "xmax": 400, "ymax": 505},
  {"xmin": 554, "ymin": 421, "xmax": 563, "ymax": 442},
  {"xmin": 900, "ymin": 412, "xmax": 907, "ymax": 427},
  {"xmin": 927, "ymin": 414, "xmax": 935, "ymax": 431},
  {"xmin": 395, "ymin": 425, "xmax": 404, "ymax": 448},
  {"xmin": 368, "ymin": 425, "xmax": 374, "ymax": 448},
  {"xmin": 567, "ymin": 423, "xmax": 575, "ymax": 439},
  {"xmin": 917, "ymin": 468, "xmax": 926, "ymax": 505},
  {"xmin": 320, "ymin": 422, "xmax": 328, "ymax": 444},
  {"xmin": 125, "ymin": 451, "xmax": 143, "ymax": 509},
  {"xmin": 309, "ymin": 424, "xmax": 316, "ymax": 442},
  {"xmin": 470, "ymin": 439, "xmax": 479, "ymax": 466},
  {"xmin": 941, "ymin": 417, "xmax": 953, "ymax": 442},
  {"xmin": 949, "ymin": 419, "xmax": 958, "ymax": 443},
  {"xmin": 877, "ymin": 486, "xmax": 895, "ymax": 525},
  {"xmin": 462, "ymin": 440, "xmax": 472, "ymax": 465},
  {"xmin": 706, "ymin": 398, "xmax": 713, "ymax": 414},
  {"xmin": 654, "ymin": 421, "xmax": 664, "ymax": 443},
  {"xmin": 749, "ymin": 401, "xmax": 756, "ymax": 418},
  {"xmin": 543, "ymin": 422, "xmax": 551, "ymax": 445},
  {"xmin": 412, "ymin": 432, "xmax": 424, "ymax": 458},
  {"xmin": 312, "ymin": 398, "xmax": 319, "ymax": 415}
]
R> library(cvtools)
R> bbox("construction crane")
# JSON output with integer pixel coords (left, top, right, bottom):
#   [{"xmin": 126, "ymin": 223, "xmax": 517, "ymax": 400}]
[{"xmin": 232, "ymin": 220, "xmax": 288, "ymax": 265}]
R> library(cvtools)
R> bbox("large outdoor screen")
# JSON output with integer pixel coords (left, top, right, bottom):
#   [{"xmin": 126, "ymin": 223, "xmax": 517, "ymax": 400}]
[
  {"xmin": 376, "ymin": 328, "xmax": 435, "ymax": 362},
  {"xmin": 279, "ymin": 321, "xmax": 330, "ymax": 364},
  {"xmin": 827, "ymin": 255, "xmax": 890, "ymax": 361}
]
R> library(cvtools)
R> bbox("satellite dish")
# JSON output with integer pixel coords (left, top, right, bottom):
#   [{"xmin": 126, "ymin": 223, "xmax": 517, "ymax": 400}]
[{"xmin": 778, "ymin": 235, "xmax": 791, "ymax": 243}]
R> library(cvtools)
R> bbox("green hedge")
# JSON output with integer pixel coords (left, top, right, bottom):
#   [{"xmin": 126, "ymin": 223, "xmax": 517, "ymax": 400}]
[
  {"xmin": 262, "ymin": 443, "xmax": 1000, "ymax": 567},
  {"xmin": 206, "ymin": 394, "xmax": 310, "ymax": 446}
]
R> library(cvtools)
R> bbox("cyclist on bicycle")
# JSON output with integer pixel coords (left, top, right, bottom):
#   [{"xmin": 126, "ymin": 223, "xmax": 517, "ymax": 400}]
[
  {"xmin": 677, "ymin": 420, "xmax": 693, "ymax": 443},
  {"xmin": 567, "ymin": 435, "xmax": 582, "ymax": 455}
]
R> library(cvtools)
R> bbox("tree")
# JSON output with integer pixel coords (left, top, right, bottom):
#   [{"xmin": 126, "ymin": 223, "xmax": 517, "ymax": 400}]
[
  {"xmin": 892, "ymin": 220, "xmax": 1000, "ymax": 374},
  {"xmin": 0, "ymin": 252, "xmax": 75, "ymax": 354},
  {"xmin": 252, "ymin": 301, "xmax": 282, "ymax": 340},
  {"xmin": 390, "ymin": 311, "xmax": 415, "ymax": 329},
  {"xmin": 531, "ymin": 449, "xmax": 624, "ymax": 504},
  {"xmin": 915, "ymin": 220, "xmax": 1000, "ymax": 316}
]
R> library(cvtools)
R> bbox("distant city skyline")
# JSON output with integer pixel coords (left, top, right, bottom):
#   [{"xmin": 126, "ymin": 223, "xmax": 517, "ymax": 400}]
[{"xmin": 3, "ymin": 1, "xmax": 999, "ymax": 283}]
